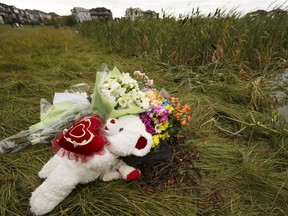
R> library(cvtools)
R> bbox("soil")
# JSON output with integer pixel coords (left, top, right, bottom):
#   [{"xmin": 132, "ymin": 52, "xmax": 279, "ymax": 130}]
[
  {"xmin": 134, "ymin": 136, "xmax": 227, "ymax": 216},
  {"xmin": 137, "ymin": 136, "xmax": 202, "ymax": 192}
]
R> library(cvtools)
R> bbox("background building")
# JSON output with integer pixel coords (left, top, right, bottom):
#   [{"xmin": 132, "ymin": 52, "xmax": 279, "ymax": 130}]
[
  {"xmin": 125, "ymin": 7, "xmax": 159, "ymax": 20},
  {"xmin": 0, "ymin": 3, "xmax": 54, "ymax": 25},
  {"xmin": 71, "ymin": 7, "xmax": 91, "ymax": 23},
  {"xmin": 90, "ymin": 7, "xmax": 112, "ymax": 21}
]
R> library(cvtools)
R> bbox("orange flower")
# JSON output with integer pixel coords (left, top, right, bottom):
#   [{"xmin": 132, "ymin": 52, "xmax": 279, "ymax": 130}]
[
  {"xmin": 182, "ymin": 108, "xmax": 188, "ymax": 113},
  {"xmin": 181, "ymin": 120, "xmax": 187, "ymax": 126},
  {"xmin": 169, "ymin": 97, "xmax": 179, "ymax": 104},
  {"xmin": 186, "ymin": 115, "xmax": 192, "ymax": 122},
  {"xmin": 175, "ymin": 112, "xmax": 181, "ymax": 120},
  {"xmin": 184, "ymin": 104, "xmax": 191, "ymax": 112},
  {"xmin": 175, "ymin": 104, "xmax": 182, "ymax": 110},
  {"xmin": 155, "ymin": 92, "xmax": 162, "ymax": 99}
]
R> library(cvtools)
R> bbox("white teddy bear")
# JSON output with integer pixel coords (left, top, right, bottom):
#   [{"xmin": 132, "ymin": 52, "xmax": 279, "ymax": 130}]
[{"xmin": 30, "ymin": 114, "xmax": 152, "ymax": 216}]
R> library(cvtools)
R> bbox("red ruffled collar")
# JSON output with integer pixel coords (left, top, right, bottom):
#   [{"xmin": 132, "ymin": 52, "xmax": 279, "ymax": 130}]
[{"xmin": 51, "ymin": 114, "xmax": 109, "ymax": 163}]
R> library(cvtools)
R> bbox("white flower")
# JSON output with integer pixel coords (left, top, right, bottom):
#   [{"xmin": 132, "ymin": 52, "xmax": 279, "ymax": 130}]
[
  {"xmin": 99, "ymin": 71, "xmax": 150, "ymax": 110},
  {"xmin": 130, "ymin": 88, "xmax": 139, "ymax": 99},
  {"xmin": 101, "ymin": 89, "xmax": 116, "ymax": 103},
  {"xmin": 125, "ymin": 92, "xmax": 135, "ymax": 105},
  {"xmin": 155, "ymin": 124, "xmax": 162, "ymax": 133},
  {"xmin": 120, "ymin": 73, "xmax": 135, "ymax": 85},
  {"xmin": 100, "ymin": 78, "xmax": 122, "ymax": 98},
  {"xmin": 117, "ymin": 87, "xmax": 126, "ymax": 96},
  {"xmin": 117, "ymin": 97, "xmax": 128, "ymax": 108},
  {"xmin": 110, "ymin": 79, "xmax": 121, "ymax": 91},
  {"xmin": 101, "ymin": 78, "xmax": 117, "ymax": 91},
  {"xmin": 130, "ymin": 82, "xmax": 139, "ymax": 89},
  {"xmin": 139, "ymin": 95, "xmax": 150, "ymax": 109}
]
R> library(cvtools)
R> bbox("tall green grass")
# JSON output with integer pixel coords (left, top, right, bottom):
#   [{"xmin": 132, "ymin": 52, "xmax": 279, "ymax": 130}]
[
  {"xmin": 1, "ymin": 16, "xmax": 288, "ymax": 216},
  {"xmin": 0, "ymin": 26, "xmax": 199, "ymax": 215},
  {"xmin": 79, "ymin": 10, "xmax": 288, "ymax": 71},
  {"xmin": 79, "ymin": 13, "xmax": 288, "ymax": 214}
]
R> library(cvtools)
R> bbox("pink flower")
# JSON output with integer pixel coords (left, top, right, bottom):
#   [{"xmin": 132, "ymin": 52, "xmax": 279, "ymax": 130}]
[
  {"xmin": 134, "ymin": 71, "xmax": 145, "ymax": 77},
  {"xmin": 146, "ymin": 79, "xmax": 154, "ymax": 87},
  {"xmin": 152, "ymin": 104, "xmax": 165, "ymax": 116}
]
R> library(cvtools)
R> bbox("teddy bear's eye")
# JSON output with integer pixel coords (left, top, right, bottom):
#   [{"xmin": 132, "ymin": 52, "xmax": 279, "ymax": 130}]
[{"xmin": 119, "ymin": 128, "xmax": 124, "ymax": 132}]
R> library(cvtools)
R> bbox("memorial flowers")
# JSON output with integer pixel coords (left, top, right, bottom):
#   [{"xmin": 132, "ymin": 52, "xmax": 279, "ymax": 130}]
[
  {"xmin": 91, "ymin": 66, "xmax": 150, "ymax": 120},
  {"xmin": 99, "ymin": 71, "xmax": 150, "ymax": 110},
  {"xmin": 139, "ymin": 90, "xmax": 191, "ymax": 148},
  {"xmin": 91, "ymin": 65, "xmax": 192, "ymax": 148},
  {"xmin": 132, "ymin": 71, "xmax": 192, "ymax": 148}
]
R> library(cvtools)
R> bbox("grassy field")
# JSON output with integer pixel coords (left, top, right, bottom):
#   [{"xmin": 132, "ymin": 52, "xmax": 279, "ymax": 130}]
[{"xmin": 0, "ymin": 12, "xmax": 288, "ymax": 216}]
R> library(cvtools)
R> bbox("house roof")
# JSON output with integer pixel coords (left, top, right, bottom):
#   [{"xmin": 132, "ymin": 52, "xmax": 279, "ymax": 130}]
[
  {"xmin": 90, "ymin": 7, "xmax": 111, "ymax": 12},
  {"xmin": 73, "ymin": 7, "xmax": 90, "ymax": 12},
  {"xmin": 48, "ymin": 12, "xmax": 60, "ymax": 17}
]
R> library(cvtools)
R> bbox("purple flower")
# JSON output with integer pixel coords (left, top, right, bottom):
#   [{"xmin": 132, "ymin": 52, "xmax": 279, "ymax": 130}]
[
  {"xmin": 158, "ymin": 114, "xmax": 169, "ymax": 124},
  {"xmin": 140, "ymin": 112, "xmax": 152, "ymax": 124},
  {"xmin": 140, "ymin": 112, "xmax": 155, "ymax": 134},
  {"xmin": 152, "ymin": 104, "xmax": 165, "ymax": 116},
  {"xmin": 146, "ymin": 124, "xmax": 156, "ymax": 134}
]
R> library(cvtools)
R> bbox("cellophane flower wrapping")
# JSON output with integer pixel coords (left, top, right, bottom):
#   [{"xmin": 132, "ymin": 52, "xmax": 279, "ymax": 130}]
[
  {"xmin": 1, "ymin": 64, "xmax": 192, "ymax": 158},
  {"xmin": 92, "ymin": 65, "xmax": 192, "ymax": 150},
  {"xmin": 91, "ymin": 65, "xmax": 149, "ymax": 120},
  {"xmin": 0, "ymin": 83, "xmax": 92, "ymax": 153}
]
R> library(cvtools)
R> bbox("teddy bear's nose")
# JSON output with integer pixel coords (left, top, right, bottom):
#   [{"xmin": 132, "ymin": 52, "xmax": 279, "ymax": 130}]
[{"xmin": 135, "ymin": 136, "xmax": 147, "ymax": 150}]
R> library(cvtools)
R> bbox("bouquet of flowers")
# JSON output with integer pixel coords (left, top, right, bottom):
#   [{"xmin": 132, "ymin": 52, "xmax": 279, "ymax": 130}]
[
  {"xmin": 1, "ymin": 64, "xmax": 191, "ymax": 158},
  {"xmin": 132, "ymin": 71, "xmax": 192, "ymax": 149},
  {"xmin": 119, "ymin": 69, "xmax": 192, "ymax": 167},
  {"xmin": 0, "ymin": 83, "xmax": 92, "ymax": 153},
  {"xmin": 92, "ymin": 65, "xmax": 191, "ymax": 149},
  {"xmin": 91, "ymin": 65, "xmax": 150, "ymax": 120},
  {"xmin": 140, "ymin": 91, "xmax": 191, "ymax": 148}
]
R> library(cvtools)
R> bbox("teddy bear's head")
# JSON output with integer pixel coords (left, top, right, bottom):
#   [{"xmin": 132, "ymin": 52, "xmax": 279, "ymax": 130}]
[{"xmin": 105, "ymin": 115, "xmax": 152, "ymax": 157}]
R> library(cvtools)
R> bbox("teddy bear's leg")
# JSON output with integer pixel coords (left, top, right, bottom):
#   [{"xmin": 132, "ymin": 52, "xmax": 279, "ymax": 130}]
[
  {"xmin": 30, "ymin": 162, "xmax": 79, "ymax": 216},
  {"xmin": 100, "ymin": 170, "xmax": 121, "ymax": 182},
  {"xmin": 117, "ymin": 161, "xmax": 141, "ymax": 181},
  {"xmin": 38, "ymin": 154, "xmax": 62, "ymax": 179}
]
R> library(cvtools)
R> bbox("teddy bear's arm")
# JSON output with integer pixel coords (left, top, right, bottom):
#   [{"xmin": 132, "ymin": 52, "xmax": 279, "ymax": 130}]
[
  {"xmin": 117, "ymin": 161, "xmax": 141, "ymax": 181},
  {"xmin": 100, "ymin": 160, "xmax": 141, "ymax": 182}
]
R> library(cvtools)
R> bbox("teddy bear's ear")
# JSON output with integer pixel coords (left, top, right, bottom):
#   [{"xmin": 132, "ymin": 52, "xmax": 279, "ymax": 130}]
[
  {"xmin": 131, "ymin": 134, "xmax": 152, "ymax": 156},
  {"xmin": 105, "ymin": 118, "xmax": 119, "ymax": 136}
]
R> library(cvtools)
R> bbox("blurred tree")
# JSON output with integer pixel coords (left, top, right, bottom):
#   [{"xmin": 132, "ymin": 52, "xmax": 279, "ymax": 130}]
[{"xmin": 63, "ymin": 15, "xmax": 77, "ymax": 27}]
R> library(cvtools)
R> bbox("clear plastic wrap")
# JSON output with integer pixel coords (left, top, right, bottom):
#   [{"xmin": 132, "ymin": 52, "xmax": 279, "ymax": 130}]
[
  {"xmin": 0, "ymin": 83, "xmax": 92, "ymax": 154},
  {"xmin": 91, "ymin": 65, "xmax": 147, "ymax": 120},
  {"xmin": 1, "ymin": 65, "xmax": 191, "ymax": 167}
]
